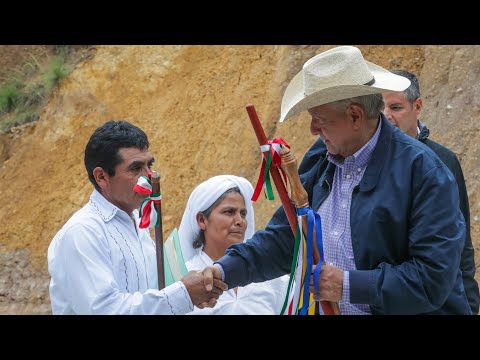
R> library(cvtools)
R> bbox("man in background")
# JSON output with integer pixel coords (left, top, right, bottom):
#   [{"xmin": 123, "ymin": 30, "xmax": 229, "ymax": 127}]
[{"xmin": 382, "ymin": 70, "xmax": 479, "ymax": 314}]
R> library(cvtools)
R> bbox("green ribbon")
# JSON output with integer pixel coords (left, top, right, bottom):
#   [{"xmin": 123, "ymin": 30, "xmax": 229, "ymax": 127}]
[
  {"xmin": 263, "ymin": 150, "xmax": 275, "ymax": 200},
  {"xmin": 280, "ymin": 217, "xmax": 303, "ymax": 315}
]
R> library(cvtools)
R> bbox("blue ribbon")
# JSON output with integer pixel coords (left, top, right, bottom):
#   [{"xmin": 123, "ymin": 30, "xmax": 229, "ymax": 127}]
[{"xmin": 297, "ymin": 207, "xmax": 324, "ymax": 315}]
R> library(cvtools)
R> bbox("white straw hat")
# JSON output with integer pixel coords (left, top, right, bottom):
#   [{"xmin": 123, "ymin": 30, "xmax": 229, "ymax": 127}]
[{"xmin": 279, "ymin": 46, "xmax": 411, "ymax": 122}]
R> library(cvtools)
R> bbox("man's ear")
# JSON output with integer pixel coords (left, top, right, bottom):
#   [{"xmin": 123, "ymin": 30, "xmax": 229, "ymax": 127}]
[
  {"xmin": 197, "ymin": 212, "xmax": 207, "ymax": 231},
  {"xmin": 347, "ymin": 103, "xmax": 364, "ymax": 128},
  {"xmin": 93, "ymin": 167, "xmax": 109, "ymax": 190},
  {"xmin": 414, "ymin": 98, "xmax": 423, "ymax": 115}
]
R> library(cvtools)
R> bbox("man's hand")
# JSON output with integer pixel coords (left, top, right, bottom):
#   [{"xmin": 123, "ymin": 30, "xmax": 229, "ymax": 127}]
[
  {"xmin": 309, "ymin": 264, "xmax": 343, "ymax": 302},
  {"xmin": 202, "ymin": 265, "xmax": 224, "ymax": 291},
  {"xmin": 181, "ymin": 269, "xmax": 228, "ymax": 309}
]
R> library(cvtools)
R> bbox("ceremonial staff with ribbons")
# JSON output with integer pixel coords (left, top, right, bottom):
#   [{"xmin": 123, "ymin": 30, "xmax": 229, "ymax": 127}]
[
  {"xmin": 247, "ymin": 104, "xmax": 339, "ymax": 315},
  {"xmin": 133, "ymin": 171, "xmax": 165, "ymax": 289}
]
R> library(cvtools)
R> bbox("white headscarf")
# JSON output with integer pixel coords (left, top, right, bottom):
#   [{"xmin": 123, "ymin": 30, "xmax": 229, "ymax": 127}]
[{"xmin": 178, "ymin": 175, "xmax": 255, "ymax": 263}]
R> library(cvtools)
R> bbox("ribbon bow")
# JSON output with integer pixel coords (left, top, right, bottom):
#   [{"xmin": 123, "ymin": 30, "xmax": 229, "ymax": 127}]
[
  {"xmin": 251, "ymin": 137, "xmax": 290, "ymax": 201},
  {"xmin": 133, "ymin": 173, "xmax": 162, "ymax": 229}
]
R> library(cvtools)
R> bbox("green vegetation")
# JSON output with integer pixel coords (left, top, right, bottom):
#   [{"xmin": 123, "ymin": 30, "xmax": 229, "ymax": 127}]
[
  {"xmin": 0, "ymin": 46, "xmax": 73, "ymax": 133},
  {"xmin": 44, "ymin": 56, "xmax": 70, "ymax": 91},
  {"xmin": 0, "ymin": 82, "xmax": 21, "ymax": 113}
]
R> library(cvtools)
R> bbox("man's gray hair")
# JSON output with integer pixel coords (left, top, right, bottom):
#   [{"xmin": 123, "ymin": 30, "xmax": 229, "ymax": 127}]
[{"xmin": 332, "ymin": 93, "xmax": 384, "ymax": 119}]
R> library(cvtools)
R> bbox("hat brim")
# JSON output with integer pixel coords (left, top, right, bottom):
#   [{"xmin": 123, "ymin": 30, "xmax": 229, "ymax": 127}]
[{"xmin": 279, "ymin": 61, "xmax": 411, "ymax": 123}]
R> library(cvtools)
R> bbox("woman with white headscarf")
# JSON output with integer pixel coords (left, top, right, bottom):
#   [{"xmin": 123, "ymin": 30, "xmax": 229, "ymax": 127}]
[{"xmin": 179, "ymin": 175, "xmax": 289, "ymax": 315}]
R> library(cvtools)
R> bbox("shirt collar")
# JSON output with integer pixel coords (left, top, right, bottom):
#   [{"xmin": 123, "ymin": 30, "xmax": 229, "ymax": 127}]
[
  {"xmin": 89, "ymin": 189, "xmax": 120, "ymax": 222},
  {"xmin": 199, "ymin": 251, "xmax": 214, "ymax": 267},
  {"xmin": 327, "ymin": 116, "xmax": 382, "ymax": 170}
]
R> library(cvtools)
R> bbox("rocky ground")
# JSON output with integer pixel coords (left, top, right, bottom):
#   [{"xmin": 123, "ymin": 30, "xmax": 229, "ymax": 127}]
[{"xmin": 0, "ymin": 45, "xmax": 478, "ymax": 314}]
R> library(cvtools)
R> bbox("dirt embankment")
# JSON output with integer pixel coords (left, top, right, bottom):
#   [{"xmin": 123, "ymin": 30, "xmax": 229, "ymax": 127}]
[{"xmin": 0, "ymin": 45, "xmax": 478, "ymax": 314}]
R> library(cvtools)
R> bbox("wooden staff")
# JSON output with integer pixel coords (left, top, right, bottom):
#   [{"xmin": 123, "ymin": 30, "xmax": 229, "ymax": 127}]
[
  {"xmin": 151, "ymin": 171, "xmax": 165, "ymax": 290},
  {"xmin": 246, "ymin": 105, "xmax": 297, "ymax": 232},
  {"xmin": 280, "ymin": 145, "xmax": 341, "ymax": 315},
  {"xmin": 246, "ymin": 104, "xmax": 338, "ymax": 315}
]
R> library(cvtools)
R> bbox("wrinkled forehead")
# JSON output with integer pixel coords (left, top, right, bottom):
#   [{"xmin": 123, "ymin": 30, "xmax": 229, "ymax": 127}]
[{"xmin": 308, "ymin": 102, "xmax": 342, "ymax": 118}]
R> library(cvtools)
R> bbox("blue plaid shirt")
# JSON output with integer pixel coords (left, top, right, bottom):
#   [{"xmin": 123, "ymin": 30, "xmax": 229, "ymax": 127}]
[{"xmin": 317, "ymin": 118, "xmax": 382, "ymax": 315}]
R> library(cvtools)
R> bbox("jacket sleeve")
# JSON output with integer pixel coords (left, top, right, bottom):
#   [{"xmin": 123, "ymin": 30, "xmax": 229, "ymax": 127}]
[
  {"xmin": 216, "ymin": 204, "xmax": 295, "ymax": 288},
  {"xmin": 349, "ymin": 164, "xmax": 466, "ymax": 314},
  {"xmin": 217, "ymin": 142, "xmax": 326, "ymax": 290},
  {"xmin": 452, "ymin": 155, "xmax": 479, "ymax": 314}
]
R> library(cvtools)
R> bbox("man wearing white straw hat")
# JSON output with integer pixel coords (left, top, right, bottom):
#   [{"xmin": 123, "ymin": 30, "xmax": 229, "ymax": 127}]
[{"xmin": 203, "ymin": 46, "xmax": 470, "ymax": 314}]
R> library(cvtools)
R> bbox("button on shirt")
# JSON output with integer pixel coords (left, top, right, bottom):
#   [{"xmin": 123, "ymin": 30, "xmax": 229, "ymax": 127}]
[
  {"xmin": 317, "ymin": 119, "xmax": 382, "ymax": 315},
  {"xmin": 48, "ymin": 189, "xmax": 193, "ymax": 315}
]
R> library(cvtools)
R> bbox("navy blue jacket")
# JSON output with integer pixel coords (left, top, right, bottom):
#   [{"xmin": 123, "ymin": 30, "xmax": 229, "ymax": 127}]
[
  {"xmin": 417, "ymin": 121, "xmax": 479, "ymax": 314},
  {"xmin": 218, "ymin": 114, "xmax": 470, "ymax": 314},
  {"xmin": 298, "ymin": 119, "xmax": 479, "ymax": 314}
]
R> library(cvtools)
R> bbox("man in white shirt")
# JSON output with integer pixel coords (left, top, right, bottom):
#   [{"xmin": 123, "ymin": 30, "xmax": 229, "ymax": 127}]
[{"xmin": 48, "ymin": 120, "xmax": 226, "ymax": 314}]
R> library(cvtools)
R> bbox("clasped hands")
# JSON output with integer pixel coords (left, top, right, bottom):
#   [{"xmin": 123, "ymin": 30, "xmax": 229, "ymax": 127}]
[{"xmin": 181, "ymin": 266, "xmax": 227, "ymax": 309}]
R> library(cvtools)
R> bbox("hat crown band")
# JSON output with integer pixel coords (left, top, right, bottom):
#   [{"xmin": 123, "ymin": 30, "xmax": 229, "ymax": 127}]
[{"xmin": 303, "ymin": 47, "xmax": 374, "ymax": 96}]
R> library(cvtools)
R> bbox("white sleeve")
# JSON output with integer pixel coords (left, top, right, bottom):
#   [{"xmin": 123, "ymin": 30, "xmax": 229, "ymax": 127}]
[
  {"xmin": 57, "ymin": 224, "xmax": 193, "ymax": 315},
  {"xmin": 271, "ymin": 275, "xmax": 291, "ymax": 315},
  {"xmin": 138, "ymin": 228, "xmax": 159, "ymax": 290}
]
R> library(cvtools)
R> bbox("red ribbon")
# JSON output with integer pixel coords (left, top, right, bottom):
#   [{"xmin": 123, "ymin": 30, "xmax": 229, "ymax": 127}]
[{"xmin": 251, "ymin": 137, "xmax": 290, "ymax": 202}]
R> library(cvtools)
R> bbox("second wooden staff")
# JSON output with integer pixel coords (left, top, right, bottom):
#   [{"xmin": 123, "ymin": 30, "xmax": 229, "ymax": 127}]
[{"xmin": 151, "ymin": 171, "xmax": 165, "ymax": 290}]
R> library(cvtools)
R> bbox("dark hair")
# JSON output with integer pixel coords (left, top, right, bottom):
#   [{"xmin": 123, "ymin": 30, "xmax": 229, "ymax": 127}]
[
  {"xmin": 84, "ymin": 120, "xmax": 149, "ymax": 192},
  {"xmin": 192, "ymin": 187, "xmax": 241, "ymax": 249},
  {"xmin": 389, "ymin": 70, "xmax": 421, "ymax": 105}
]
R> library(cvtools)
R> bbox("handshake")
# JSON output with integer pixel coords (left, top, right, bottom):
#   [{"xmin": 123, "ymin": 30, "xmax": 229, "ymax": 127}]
[{"xmin": 180, "ymin": 265, "xmax": 227, "ymax": 309}]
